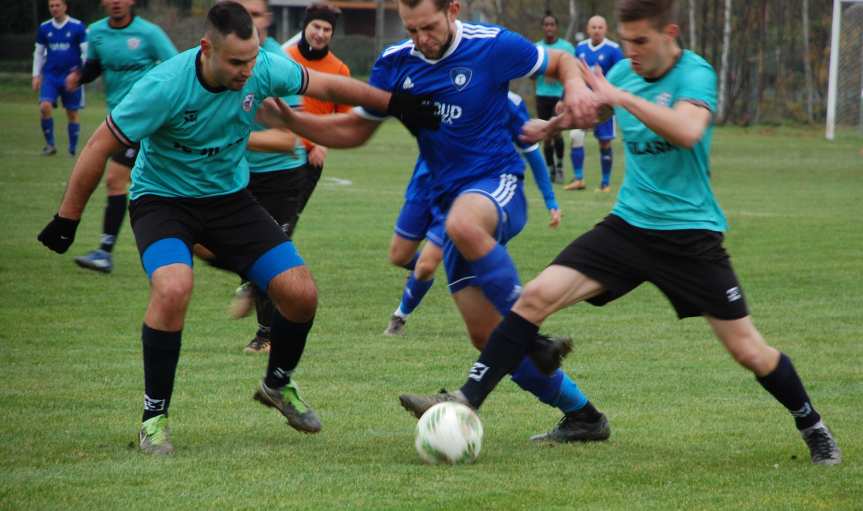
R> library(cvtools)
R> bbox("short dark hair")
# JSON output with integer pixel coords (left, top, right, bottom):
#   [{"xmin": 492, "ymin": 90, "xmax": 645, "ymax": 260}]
[
  {"xmin": 542, "ymin": 10, "xmax": 558, "ymax": 25},
  {"xmin": 399, "ymin": 0, "xmax": 452, "ymax": 11},
  {"xmin": 617, "ymin": 0, "xmax": 679, "ymax": 29},
  {"xmin": 206, "ymin": 1, "xmax": 255, "ymax": 40}
]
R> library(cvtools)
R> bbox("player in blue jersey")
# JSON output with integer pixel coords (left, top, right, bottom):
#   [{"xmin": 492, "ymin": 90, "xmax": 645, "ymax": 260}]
[
  {"xmin": 37, "ymin": 1, "xmax": 439, "ymax": 455},
  {"xmin": 534, "ymin": 12, "xmax": 575, "ymax": 183},
  {"xmin": 384, "ymin": 91, "xmax": 561, "ymax": 336},
  {"xmin": 260, "ymin": 0, "xmax": 612, "ymax": 441},
  {"xmin": 32, "ymin": 0, "xmax": 87, "ymax": 156},
  {"xmin": 400, "ymin": 0, "xmax": 843, "ymax": 462},
  {"xmin": 565, "ymin": 15, "xmax": 624, "ymax": 193},
  {"xmin": 66, "ymin": 0, "xmax": 178, "ymax": 274}
]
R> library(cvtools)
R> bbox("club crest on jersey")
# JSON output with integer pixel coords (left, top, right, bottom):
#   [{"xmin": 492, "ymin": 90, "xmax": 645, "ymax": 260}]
[
  {"xmin": 655, "ymin": 92, "xmax": 672, "ymax": 107},
  {"xmin": 449, "ymin": 67, "xmax": 472, "ymax": 91},
  {"xmin": 242, "ymin": 93, "xmax": 255, "ymax": 112},
  {"xmin": 127, "ymin": 37, "xmax": 141, "ymax": 50}
]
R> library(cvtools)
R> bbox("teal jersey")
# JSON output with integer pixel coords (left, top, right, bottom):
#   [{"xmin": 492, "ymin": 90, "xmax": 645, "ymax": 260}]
[
  {"xmin": 608, "ymin": 50, "xmax": 726, "ymax": 232},
  {"xmin": 534, "ymin": 38, "xmax": 575, "ymax": 97},
  {"xmin": 246, "ymin": 37, "xmax": 306, "ymax": 174},
  {"xmin": 86, "ymin": 16, "xmax": 177, "ymax": 112},
  {"xmin": 108, "ymin": 47, "xmax": 308, "ymax": 200}
]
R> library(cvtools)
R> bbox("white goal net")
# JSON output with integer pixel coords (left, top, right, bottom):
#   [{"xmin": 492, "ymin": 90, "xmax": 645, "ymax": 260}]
[{"xmin": 827, "ymin": 0, "xmax": 863, "ymax": 139}]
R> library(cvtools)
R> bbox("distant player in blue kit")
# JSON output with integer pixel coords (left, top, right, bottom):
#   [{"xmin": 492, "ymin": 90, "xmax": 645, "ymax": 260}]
[
  {"xmin": 384, "ymin": 91, "xmax": 561, "ymax": 337},
  {"xmin": 565, "ymin": 15, "xmax": 624, "ymax": 192},
  {"xmin": 37, "ymin": 1, "xmax": 439, "ymax": 455},
  {"xmin": 262, "ymin": 0, "xmax": 612, "ymax": 441},
  {"xmin": 399, "ymin": 0, "xmax": 843, "ymax": 462},
  {"xmin": 32, "ymin": 0, "xmax": 87, "ymax": 156}
]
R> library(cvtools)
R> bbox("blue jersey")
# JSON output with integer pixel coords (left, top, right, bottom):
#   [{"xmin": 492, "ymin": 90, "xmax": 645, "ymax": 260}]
[
  {"xmin": 360, "ymin": 21, "xmax": 548, "ymax": 207},
  {"xmin": 575, "ymin": 38, "xmax": 624, "ymax": 76},
  {"xmin": 35, "ymin": 17, "xmax": 87, "ymax": 76}
]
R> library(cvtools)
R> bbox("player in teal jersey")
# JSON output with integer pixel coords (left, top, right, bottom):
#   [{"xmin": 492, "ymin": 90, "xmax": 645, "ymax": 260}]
[
  {"xmin": 534, "ymin": 11, "xmax": 575, "ymax": 183},
  {"xmin": 400, "ymin": 0, "xmax": 842, "ymax": 464},
  {"xmin": 37, "ymin": 1, "xmax": 438, "ymax": 455},
  {"xmin": 66, "ymin": 0, "xmax": 177, "ymax": 274}
]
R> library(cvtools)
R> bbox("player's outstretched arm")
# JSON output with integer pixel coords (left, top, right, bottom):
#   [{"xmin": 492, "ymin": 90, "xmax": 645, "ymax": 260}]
[
  {"xmin": 257, "ymin": 98, "xmax": 379, "ymax": 148},
  {"xmin": 38, "ymin": 122, "xmax": 121, "ymax": 253},
  {"xmin": 248, "ymin": 128, "xmax": 297, "ymax": 154},
  {"xmin": 544, "ymin": 49, "xmax": 600, "ymax": 128},
  {"xmin": 303, "ymin": 69, "xmax": 439, "ymax": 135},
  {"xmin": 578, "ymin": 60, "xmax": 710, "ymax": 148}
]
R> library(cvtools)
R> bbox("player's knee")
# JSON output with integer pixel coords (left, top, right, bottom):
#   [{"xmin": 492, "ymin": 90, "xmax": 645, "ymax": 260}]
[
  {"xmin": 388, "ymin": 242, "xmax": 413, "ymax": 267},
  {"xmin": 514, "ymin": 280, "xmax": 555, "ymax": 321},
  {"xmin": 39, "ymin": 102, "xmax": 52, "ymax": 117},
  {"xmin": 151, "ymin": 276, "xmax": 193, "ymax": 310},
  {"xmin": 414, "ymin": 258, "xmax": 438, "ymax": 280},
  {"xmin": 105, "ymin": 164, "xmax": 131, "ymax": 193},
  {"xmin": 445, "ymin": 213, "xmax": 482, "ymax": 248},
  {"xmin": 569, "ymin": 129, "xmax": 585, "ymax": 148},
  {"xmin": 727, "ymin": 335, "xmax": 772, "ymax": 372},
  {"xmin": 270, "ymin": 271, "xmax": 318, "ymax": 321}
]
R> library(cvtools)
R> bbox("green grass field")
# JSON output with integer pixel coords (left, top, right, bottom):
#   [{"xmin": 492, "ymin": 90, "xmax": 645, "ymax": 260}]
[{"xmin": 1, "ymin": 78, "xmax": 861, "ymax": 510}]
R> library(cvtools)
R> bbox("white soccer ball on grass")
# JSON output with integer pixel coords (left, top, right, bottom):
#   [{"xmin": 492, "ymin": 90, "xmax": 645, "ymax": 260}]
[{"xmin": 414, "ymin": 402, "xmax": 483, "ymax": 465}]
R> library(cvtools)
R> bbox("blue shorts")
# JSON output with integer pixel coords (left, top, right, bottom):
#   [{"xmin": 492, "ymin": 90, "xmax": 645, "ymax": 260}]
[
  {"xmin": 594, "ymin": 116, "xmax": 615, "ymax": 141},
  {"xmin": 39, "ymin": 72, "xmax": 83, "ymax": 111},
  {"xmin": 442, "ymin": 173, "xmax": 527, "ymax": 293},
  {"xmin": 394, "ymin": 199, "xmax": 434, "ymax": 242}
]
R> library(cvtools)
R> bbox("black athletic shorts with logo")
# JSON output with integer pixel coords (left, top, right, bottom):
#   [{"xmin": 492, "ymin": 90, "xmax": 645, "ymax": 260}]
[
  {"xmin": 129, "ymin": 189, "xmax": 288, "ymax": 277},
  {"xmin": 110, "ymin": 145, "xmax": 139, "ymax": 168},
  {"xmin": 551, "ymin": 214, "xmax": 750, "ymax": 320},
  {"xmin": 247, "ymin": 164, "xmax": 315, "ymax": 240},
  {"xmin": 536, "ymin": 95, "xmax": 560, "ymax": 121}
]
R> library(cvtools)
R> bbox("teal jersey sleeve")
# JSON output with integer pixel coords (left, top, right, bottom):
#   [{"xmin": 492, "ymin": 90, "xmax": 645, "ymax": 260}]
[
  {"xmin": 254, "ymin": 49, "xmax": 308, "ymax": 100},
  {"xmin": 107, "ymin": 71, "xmax": 174, "ymax": 145},
  {"xmin": 675, "ymin": 57, "xmax": 717, "ymax": 112}
]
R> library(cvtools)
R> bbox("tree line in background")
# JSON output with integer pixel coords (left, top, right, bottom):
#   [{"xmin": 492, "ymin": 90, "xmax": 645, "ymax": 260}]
[{"xmin": 1, "ymin": 0, "xmax": 845, "ymax": 126}]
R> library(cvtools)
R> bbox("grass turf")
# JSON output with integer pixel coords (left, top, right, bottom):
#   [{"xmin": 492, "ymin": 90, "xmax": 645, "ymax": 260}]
[{"xmin": 0, "ymin": 82, "xmax": 861, "ymax": 510}]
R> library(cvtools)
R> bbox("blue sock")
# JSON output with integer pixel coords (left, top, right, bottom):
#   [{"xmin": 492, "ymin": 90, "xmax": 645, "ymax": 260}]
[
  {"xmin": 68, "ymin": 122, "xmax": 80, "ymax": 154},
  {"xmin": 570, "ymin": 147, "xmax": 584, "ymax": 180},
  {"xmin": 398, "ymin": 273, "xmax": 434, "ymax": 316},
  {"xmin": 600, "ymin": 147, "xmax": 613, "ymax": 187},
  {"xmin": 510, "ymin": 358, "xmax": 588, "ymax": 413},
  {"xmin": 401, "ymin": 252, "xmax": 419, "ymax": 271},
  {"xmin": 471, "ymin": 244, "xmax": 521, "ymax": 316},
  {"xmin": 41, "ymin": 118, "xmax": 54, "ymax": 146}
]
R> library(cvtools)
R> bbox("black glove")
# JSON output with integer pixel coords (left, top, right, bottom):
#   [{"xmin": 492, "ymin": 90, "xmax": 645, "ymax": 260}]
[
  {"xmin": 37, "ymin": 214, "xmax": 80, "ymax": 254},
  {"xmin": 386, "ymin": 91, "xmax": 440, "ymax": 136}
]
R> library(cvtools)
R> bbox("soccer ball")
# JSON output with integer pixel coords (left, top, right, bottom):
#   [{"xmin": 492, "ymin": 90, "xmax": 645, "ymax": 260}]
[{"xmin": 414, "ymin": 402, "xmax": 483, "ymax": 465}]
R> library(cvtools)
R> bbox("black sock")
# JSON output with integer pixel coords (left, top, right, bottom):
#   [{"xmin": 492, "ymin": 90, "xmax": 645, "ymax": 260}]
[
  {"xmin": 554, "ymin": 136, "xmax": 564, "ymax": 162},
  {"xmin": 756, "ymin": 353, "xmax": 821, "ymax": 430},
  {"xmin": 100, "ymin": 194, "xmax": 127, "ymax": 253},
  {"xmin": 543, "ymin": 142, "xmax": 555, "ymax": 169},
  {"xmin": 460, "ymin": 312, "xmax": 539, "ymax": 409},
  {"xmin": 265, "ymin": 313, "xmax": 314, "ymax": 389},
  {"xmin": 141, "ymin": 324, "xmax": 182, "ymax": 422},
  {"xmin": 567, "ymin": 401, "xmax": 602, "ymax": 422},
  {"xmin": 254, "ymin": 287, "xmax": 274, "ymax": 339}
]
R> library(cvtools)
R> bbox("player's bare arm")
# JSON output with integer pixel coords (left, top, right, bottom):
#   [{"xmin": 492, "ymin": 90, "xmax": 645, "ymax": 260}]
[
  {"xmin": 578, "ymin": 59, "xmax": 710, "ymax": 148},
  {"xmin": 304, "ymin": 68, "xmax": 390, "ymax": 113},
  {"xmin": 544, "ymin": 49, "xmax": 599, "ymax": 127},
  {"xmin": 247, "ymin": 128, "xmax": 297, "ymax": 154},
  {"xmin": 58, "ymin": 122, "xmax": 123, "ymax": 220},
  {"xmin": 257, "ymin": 97, "xmax": 379, "ymax": 148}
]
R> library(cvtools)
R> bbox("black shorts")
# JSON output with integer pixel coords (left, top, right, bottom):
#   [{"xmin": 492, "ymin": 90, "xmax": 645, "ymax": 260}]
[
  {"xmin": 551, "ymin": 214, "xmax": 750, "ymax": 320},
  {"xmin": 248, "ymin": 164, "xmax": 322, "ymax": 240},
  {"xmin": 536, "ymin": 95, "xmax": 559, "ymax": 121},
  {"xmin": 110, "ymin": 145, "xmax": 139, "ymax": 168},
  {"xmin": 128, "ymin": 190, "xmax": 289, "ymax": 277}
]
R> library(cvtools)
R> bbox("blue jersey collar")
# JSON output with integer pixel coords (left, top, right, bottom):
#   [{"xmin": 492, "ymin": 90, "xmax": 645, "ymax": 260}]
[{"xmin": 409, "ymin": 20, "xmax": 464, "ymax": 65}]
